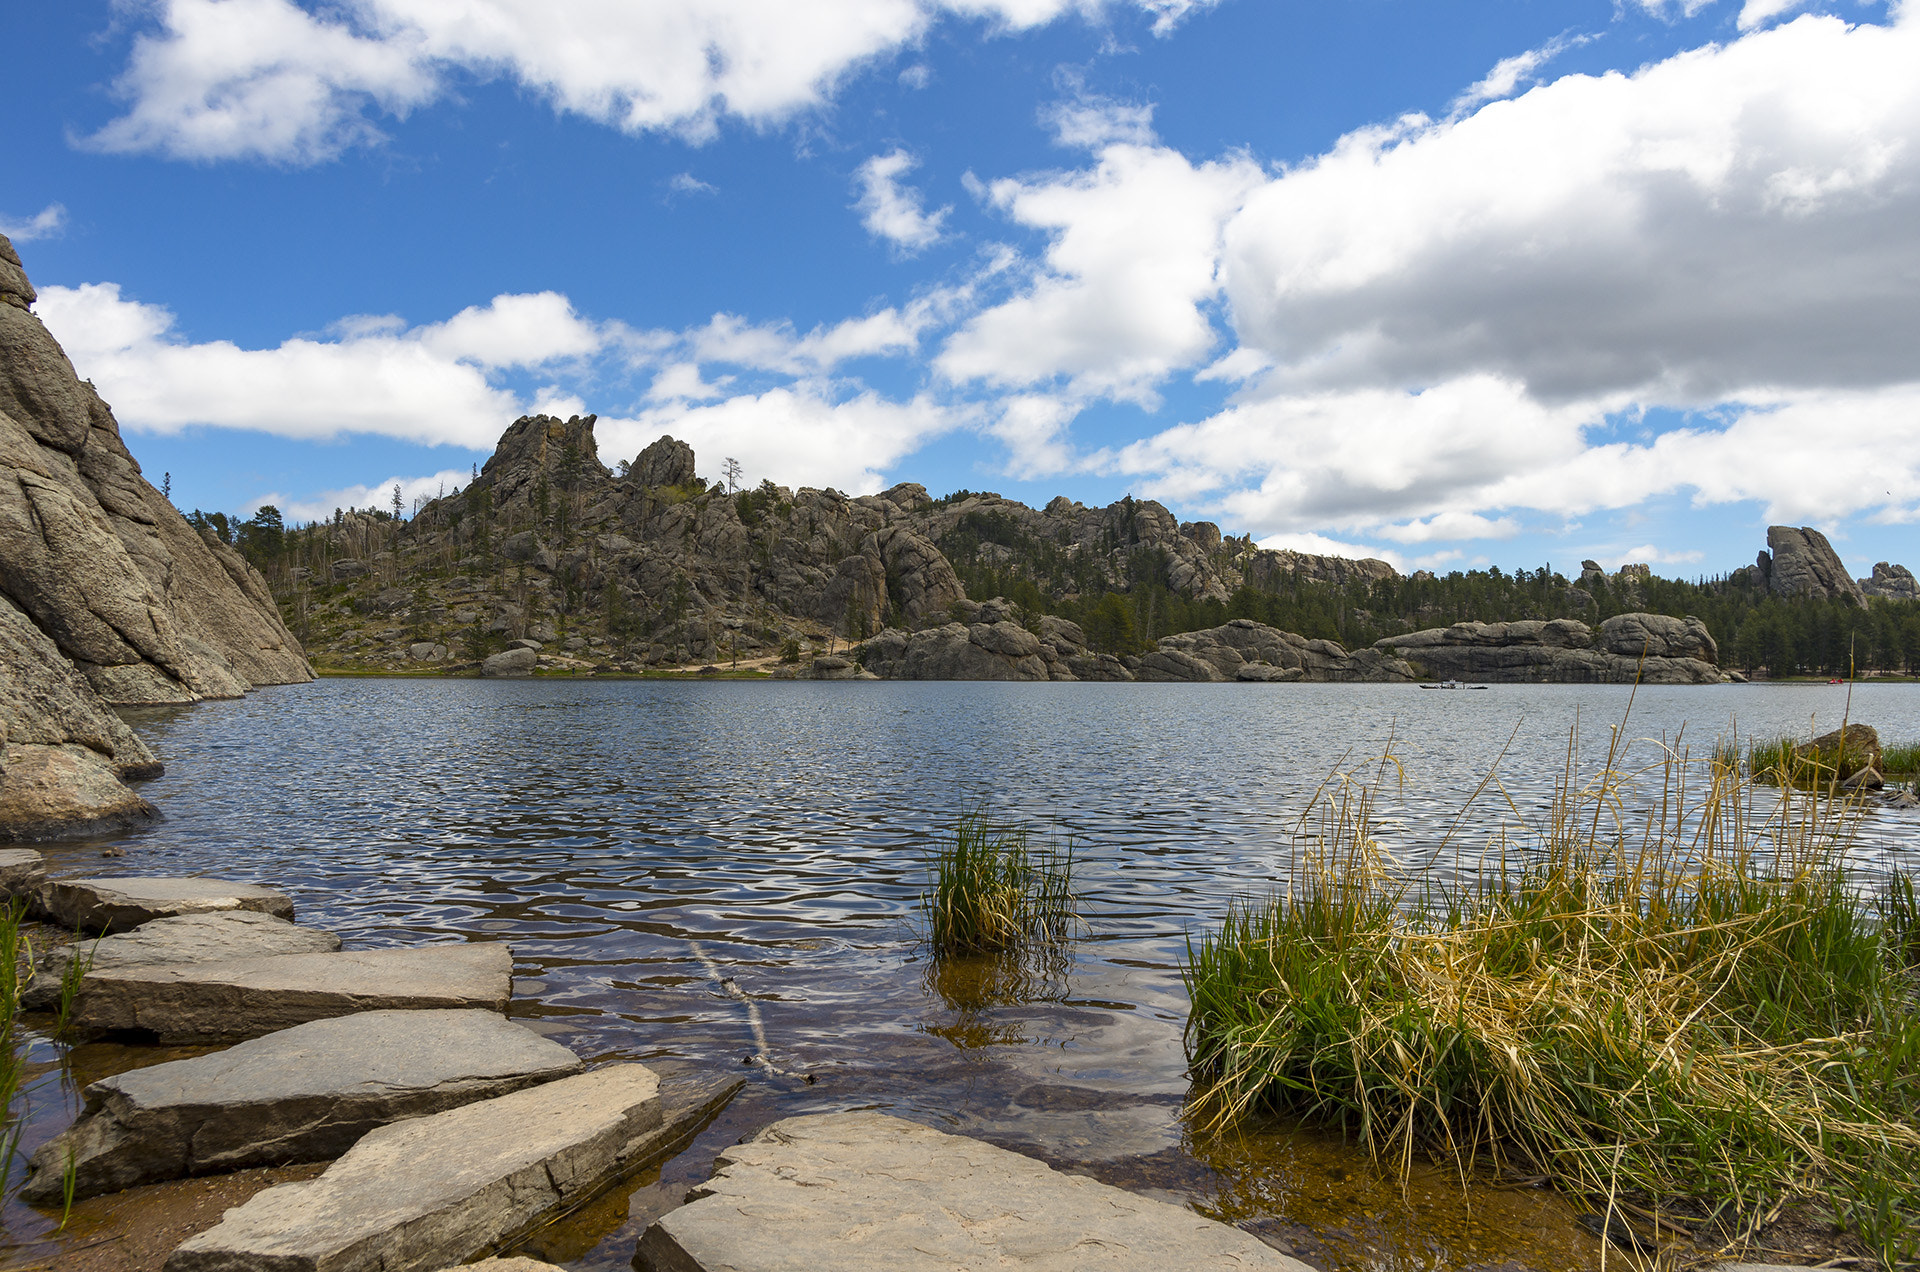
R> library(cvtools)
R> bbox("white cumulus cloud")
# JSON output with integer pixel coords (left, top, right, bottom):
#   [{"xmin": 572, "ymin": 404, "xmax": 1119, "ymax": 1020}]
[
  {"xmin": 91, "ymin": 0, "xmax": 1217, "ymax": 163},
  {"xmin": 854, "ymin": 150, "xmax": 951, "ymax": 253}
]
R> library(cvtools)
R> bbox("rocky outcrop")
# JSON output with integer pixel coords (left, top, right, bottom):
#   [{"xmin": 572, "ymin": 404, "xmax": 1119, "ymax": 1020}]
[
  {"xmin": 1376, "ymin": 614, "xmax": 1721, "ymax": 684},
  {"xmin": 1752, "ymin": 526, "xmax": 1866, "ymax": 605},
  {"xmin": 23, "ymin": 909, "xmax": 340, "ymax": 1010},
  {"xmin": 1147, "ymin": 620, "xmax": 1415, "ymax": 683},
  {"xmin": 295, "ymin": 411, "xmax": 1414, "ymax": 671},
  {"xmin": 852, "ymin": 610, "xmax": 1413, "ymax": 683},
  {"xmin": 0, "ymin": 233, "xmax": 312, "ymax": 840},
  {"xmin": 1861, "ymin": 562, "xmax": 1918, "ymax": 600}
]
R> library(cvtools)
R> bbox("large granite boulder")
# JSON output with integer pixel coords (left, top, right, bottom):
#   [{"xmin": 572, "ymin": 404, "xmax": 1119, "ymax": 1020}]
[
  {"xmin": 1377, "ymin": 614, "xmax": 1720, "ymax": 684},
  {"xmin": 637, "ymin": 1111, "xmax": 1313, "ymax": 1272},
  {"xmin": 1755, "ymin": 526, "xmax": 1866, "ymax": 605},
  {"xmin": 23, "ymin": 1009, "xmax": 583, "ymax": 1202},
  {"xmin": 0, "ymin": 233, "xmax": 312, "ymax": 840},
  {"xmin": 857, "ymin": 621, "xmax": 1054, "ymax": 681}
]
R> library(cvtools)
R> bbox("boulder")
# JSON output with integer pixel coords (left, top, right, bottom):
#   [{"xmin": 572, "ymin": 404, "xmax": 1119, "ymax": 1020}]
[
  {"xmin": 67, "ymin": 942, "xmax": 512, "ymax": 1042},
  {"xmin": 856, "ymin": 622, "xmax": 1050, "ymax": 681},
  {"xmin": 480, "ymin": 647, "xmax": 538, "ymax": 677},
  {"xmin": 0, "ymin": 847, "xmax": 44, "ymax": 896},
  {"xmin": 22, "ymin": 909, "xmax": 340, "ymax": 1010},
  {"xmin": 23, "ymin": 1009, "xmax": 582, "ymax": 1203},
  {"xmin": 1598, "ymin": 612, "xmax": 1717, "ymax": 662},
  {"xmin": 332, "ymin": 559, "xmax": 368, "ymax": 580},
  {"xmin": 637, "ymin": 1111, "xmax": 1312, "ymax": 1272},
  {"xmin": 1794, "ymin": 723, "xmax": 1882, "ymax": 779},
  {"xmin": 36, "ymin": 875, "xmax": 295, "ymax": 935},
  {"xmin": 166, "ymin": 1064, "xmax": 666, "ymax": 1272}
]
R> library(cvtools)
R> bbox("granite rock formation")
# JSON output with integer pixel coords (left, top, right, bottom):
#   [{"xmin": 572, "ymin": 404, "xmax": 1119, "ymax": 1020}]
[
  {"xmin": 1861, "ymin": 562, "xmax": 1919, "ymax": 600},
  {"xmin": 0, "ymin": 234, "xmax": 312, "ymax": 840},
  {"xmin": 1376, "ymin": 614, "xmax": 1721, "ymax": 684},
  {"xmin": 847, "ymin": 610, "xmax": 1414, "ymax": 683},
  {"xmin": 295, "ymin": 413, "xmax": 1399, "ymax": 671},
  {"xmin": 1750, "ymin": 526, "xmax": 1866, "ymax": 605}
]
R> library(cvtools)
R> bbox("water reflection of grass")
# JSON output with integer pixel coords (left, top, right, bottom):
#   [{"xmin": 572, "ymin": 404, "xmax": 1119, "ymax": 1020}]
[{"xmin": 1184, "ymin": 733, "xmax": 1920, "ymax": 1269}]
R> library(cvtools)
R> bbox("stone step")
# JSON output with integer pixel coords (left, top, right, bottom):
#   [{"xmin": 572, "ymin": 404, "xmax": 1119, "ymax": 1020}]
[
  {"xmin": 0, "ymin": 848, "xmax": 45, "ymax": 898},
  {"xmin": 166, "ymin": 1064, "xmax": 668, "ymax": 1272},
  {"xmin": 22, "ymin": 1009, "xmax": 582, "ymax": 1204},
  {"xmin": 69, "ymin": 942, "xmax": 512, "ymax": 1042},
  {"xmin": 37, "ymin": 876, "xmax": 295, "ymax": 934},
  {"xmin": 23, "ymin": 910, "xmax": 341, "ymax": 1010},
  {"xmin": 638, "ymin": 1111, "xmax": 1316, "ymax": 1272}
]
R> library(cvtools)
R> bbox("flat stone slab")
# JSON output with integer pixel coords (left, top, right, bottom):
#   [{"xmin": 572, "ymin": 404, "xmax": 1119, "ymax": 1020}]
[
  {"xmin": 22, "ymin": 1009, "xmax": 582, "ymax": 1204},
  {"xmin": 22, "ymin": 910, "xmax": 342, "ymax": 1011},
  {"xmin": 0, "ymin": 848, "xmax": 45, "ymax": 897},
  {"xmin": 69, "ymin": 943, "xmax": 512, "ymax": 1042},
  {"xmin": 37, "ymin": 876, "xmax": 294, "ymax": 934},
  {"xmin": 638, "ymin": 1111, "xmax": 1313, "ymax": 1272},
  {"xmin": 167, "ymin": 1064, "xmax": 664, "ymax": 1272}
]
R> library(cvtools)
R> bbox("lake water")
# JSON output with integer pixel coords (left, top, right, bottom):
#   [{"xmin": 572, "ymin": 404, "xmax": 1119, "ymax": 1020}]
[{"xmin": 15, "ymin": 678, "xmax": 1920, "ymax": 1270}]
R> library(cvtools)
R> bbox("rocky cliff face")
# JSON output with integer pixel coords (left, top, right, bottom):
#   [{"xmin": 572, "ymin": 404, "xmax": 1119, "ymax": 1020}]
[
  {"xmin": 0, "ymin": 234, "xmax": 313, "ymax": 840},
  {"xmin": 1750, "ymin": 526, "xmax": 1867, "ymax": 606},
  {"xmin": 1375, "ymin": 614, "xmax": 1721, "ymax": 684}
]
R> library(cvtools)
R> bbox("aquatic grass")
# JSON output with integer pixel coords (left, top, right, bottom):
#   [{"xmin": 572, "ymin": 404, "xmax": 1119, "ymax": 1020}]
[
  {"xmin": 1183, "ymin": 736, "xmax": 1920, "ymax": 1267},
  {"xmin": 926, "ymin": 814, "xmax": 1077, "ymax": 960},
  {"xmin": 0, "ymin": 900, "xmax": 31, "ymax": 1196},
  {"xmin": 1881, "ymin": 743, "xmax": 1920, "ymax": 778}
]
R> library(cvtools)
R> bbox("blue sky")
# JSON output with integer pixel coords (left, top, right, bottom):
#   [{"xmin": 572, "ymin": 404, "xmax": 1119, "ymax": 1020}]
[{"xmin": 6, "ymin": 0, "xmax": 1918, "ymax": 582}]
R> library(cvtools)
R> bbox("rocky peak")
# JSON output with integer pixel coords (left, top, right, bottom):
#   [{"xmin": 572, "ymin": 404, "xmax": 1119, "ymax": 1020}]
[
  {"xmin": 629, "ymin": 435, "xmax": 696, "ymax": 489},
  {"xmin": 1756, "ymin": 526, "xmax": 1865, "ymax": 605},
  {"xmin": 0, "ymin": 236, "xmax": 33, "ymax": 310},
  {"xmin": 1861, "ymin": 562, "xmax": 1918, "ymax": 600}
]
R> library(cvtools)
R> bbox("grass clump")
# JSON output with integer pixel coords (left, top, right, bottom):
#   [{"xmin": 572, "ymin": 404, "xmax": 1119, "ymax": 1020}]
[
  {"xmin": 1184, "ymin": 736, "xmax": 1920, "ymax": 1267},
  {"xmin": 927, "ymin": 814, "xmax": 1076, "ymax": 959}
]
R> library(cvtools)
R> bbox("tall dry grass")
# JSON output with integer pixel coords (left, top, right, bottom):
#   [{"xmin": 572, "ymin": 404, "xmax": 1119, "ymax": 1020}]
[{"xmin": 1184, "ymin": 729, "xmax": 1920, "ymax": 1267}]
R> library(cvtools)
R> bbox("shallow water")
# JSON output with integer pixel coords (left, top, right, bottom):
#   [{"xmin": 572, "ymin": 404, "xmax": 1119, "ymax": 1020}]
[{"xmin": 11, "ymin": 678, "xmax": 1920, "ymax": 1269}]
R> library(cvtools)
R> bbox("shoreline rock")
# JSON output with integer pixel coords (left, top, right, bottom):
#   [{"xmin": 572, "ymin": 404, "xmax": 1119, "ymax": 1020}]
[
  {"xmin": 0, "ymin": 232, "xmax": 314, "ymax": 842},
  {"xmin": 638, "ymin": 1111, "xmax": 1314, "ymax": 1272},
  {"xmin": 1375, "ymin": 614, "xmax": 1722, "ymax": 684},
  {"xmin": 23, "ymin": 1008, "xmax": 583, "ymax": 1203},
  {"xmin": 36, "ymin": 875, "xmax": 297, "ymax": 935}
]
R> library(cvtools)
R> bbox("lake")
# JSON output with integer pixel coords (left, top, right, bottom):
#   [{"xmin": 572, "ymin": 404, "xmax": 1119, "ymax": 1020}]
[{"xmin": 14, "ymin": 677, "xmax": 1920, "ymax": 1270}]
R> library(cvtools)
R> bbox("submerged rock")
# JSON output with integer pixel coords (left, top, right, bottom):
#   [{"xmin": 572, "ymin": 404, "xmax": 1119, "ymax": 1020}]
[
  {"xmin": 68, "ymin": 942, "xmax": 512, "ymax": 1042},
  {"xmin": 638, "ymin": 1111, "xmax": 1313, "ymax": 1272},
  {"xmin": 23, "ymin": 1008, "xmax": 582, "ymax": 1203},
  {"xmin": 22, "ymin": 909, "xmax": 339, "ymax": 1010},
  {"xmin": 167, "ymin": 1064, "xmax": 665, "ymax": 1272}
]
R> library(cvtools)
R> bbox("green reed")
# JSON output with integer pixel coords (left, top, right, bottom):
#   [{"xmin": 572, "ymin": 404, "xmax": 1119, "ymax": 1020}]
[
  {"xmin": 926, "ymin": 814, "xmax": 1076, "ymax": 959},
  {"xmin": 1185, "ymin": 738, "xmax": 1920, "ymax": 1268}
]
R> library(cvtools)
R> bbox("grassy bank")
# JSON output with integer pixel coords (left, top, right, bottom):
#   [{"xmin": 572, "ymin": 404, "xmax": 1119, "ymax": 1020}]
[{"xmin": 1184, "ymin": 741, "xmax": 1920, "ymax": 1267}]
